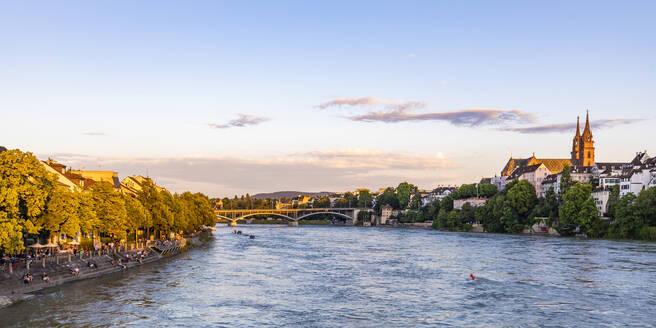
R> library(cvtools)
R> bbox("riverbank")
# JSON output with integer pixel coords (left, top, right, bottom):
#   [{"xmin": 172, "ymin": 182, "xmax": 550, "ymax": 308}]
[{"xmin": 0, "ymin": 232, "xmax": 211, "ymax": 309}]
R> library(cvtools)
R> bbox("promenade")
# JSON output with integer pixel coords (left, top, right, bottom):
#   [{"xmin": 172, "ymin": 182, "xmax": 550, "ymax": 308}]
[{"xmin": 0, "ymin": 241, "xmax": 184, "ymax": 308}]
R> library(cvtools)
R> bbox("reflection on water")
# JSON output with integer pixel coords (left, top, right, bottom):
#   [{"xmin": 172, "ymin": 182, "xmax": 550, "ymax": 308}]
[{"xmin": 2, "ymin": 225, "xmax": 656, "ymax": 327}]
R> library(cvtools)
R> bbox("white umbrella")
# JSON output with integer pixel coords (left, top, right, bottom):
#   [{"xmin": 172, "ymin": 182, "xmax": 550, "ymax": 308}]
[
  {"xmin": 29, "ymin": 243, "xmax": 44, "ymax": 248},
  {"xmin": 68, "ymin": 241, "xmax": 80, "ymax": 245},
  {"xmin": 43, "ymin": 243, "xmax": 59, "ymax": 248}
]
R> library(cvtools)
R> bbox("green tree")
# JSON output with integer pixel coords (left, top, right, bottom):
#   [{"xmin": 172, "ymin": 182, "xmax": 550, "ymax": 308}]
[
  {"xmin": 0, "ymin": 149, "xmax": 57, "ymax": 253},
  {"xmin": 479, "ymin": 184, "xmax": 498, "ymax": 198},
  {"xmin": 92, "ymin": 181, "xmax": 127, "ymax": 239},
  {"xmin": 635, "ymin": 187, "xmax": 656, "ymax": 226},
  {"xmin": 396, "ymin": 182, "xmax": 413, "ymax": 209},
  {"xmin": 606, "ymin": 185, "xmax": 620, "ymax": 219},
  {"xmin": 313, "ymin": 196, "xmax": 331, "ymax": 208},
  {"xmin": 357, "ymin": 190, "xmax": 373, "ymax": 208},
  {"xmin": 42, "ymin": 187, "xmax": 81, "ymax": 239},
  {"xmin": 560, "ymin": 164, "xmax": 573, "ymax": 196},
  {"xmin": 375, "ymin": 187, "xmax": 399, "ymax": 213},
  {"xmin": 559, "ymin": 183, "xmax": 598, "ymax": 236},
  {"xmin": 454, "ymin": 184, "xmax": 477, "ymax": 199},
  {"xmin": 410, "ymin": 193, "xmax": 423, "ymax": 210}
]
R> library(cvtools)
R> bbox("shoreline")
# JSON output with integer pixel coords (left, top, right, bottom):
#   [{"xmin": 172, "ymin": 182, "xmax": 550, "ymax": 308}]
[{"xmin": 0, "ymin": 233, "xmax": 210, "ymax": 309}]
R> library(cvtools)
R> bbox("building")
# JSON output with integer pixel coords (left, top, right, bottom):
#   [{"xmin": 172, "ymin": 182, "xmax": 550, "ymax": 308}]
[
  {"xmin": 121, "ymin": 175, "xmax": 164, "ymax": 196},
  {"xmin": 41, "ymin": 159, "xmax": 81, "ymax": 192},
  {"xmin": 380, "ymin": 204, "xmax": 393, "ymax": 225},
  {"xmin": 506, "ymin": 163, "xmax": 551, "ymax": 195},
  {"xmin": 571, "ymin": 111, "xmax": 595, "ymax": 167},
  {"xmin": 68, "ymin": 170, "xmax": 121, "ymax": 190},
  {"xmin": 501, "ymin": 112, "xmax": 597, "ymax": 181},
  {"xmin": 591, "ymin": 190, "xmax": 610, "ymax": 217}
]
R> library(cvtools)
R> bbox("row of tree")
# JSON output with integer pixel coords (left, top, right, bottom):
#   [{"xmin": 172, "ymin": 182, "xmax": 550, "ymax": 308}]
[{"xmin": 0, "ymin": 149, "xmax": 216, "ymax": 254}]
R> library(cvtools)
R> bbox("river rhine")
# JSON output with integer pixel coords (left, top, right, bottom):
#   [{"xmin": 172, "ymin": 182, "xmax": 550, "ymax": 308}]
[{"xmin": 2, "ymin": 225, "xmax": 656, "ymax": 327}]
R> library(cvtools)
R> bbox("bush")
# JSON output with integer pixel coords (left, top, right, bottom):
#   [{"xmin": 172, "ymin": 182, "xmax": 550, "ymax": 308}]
[
  {"xmin": 638, "ymin": 226, "xmax": 656, "ymax": 241},
  {"xmin": 462, "ymin": 223, "xmax": 473, "ymax": 232}
]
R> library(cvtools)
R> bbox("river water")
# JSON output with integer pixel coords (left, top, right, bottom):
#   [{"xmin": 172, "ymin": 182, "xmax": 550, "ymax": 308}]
[{"xmin": 2, "ymin": 225, "xmax": 656, "ymax": 327}]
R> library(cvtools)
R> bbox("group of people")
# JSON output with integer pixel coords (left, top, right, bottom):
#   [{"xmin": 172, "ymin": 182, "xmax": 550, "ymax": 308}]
[
  {"xmin": 21, "ymin": 271, "xmax": 51, "ymax": 285},
  {"xmin": 232, "ymin": 230, "xmax": 255, "ymax": 239}
]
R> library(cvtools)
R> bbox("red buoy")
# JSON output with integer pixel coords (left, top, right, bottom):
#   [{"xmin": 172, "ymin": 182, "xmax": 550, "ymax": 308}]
[{"xmin": 470, "ymin": 274, "xmax": 476, "ymax": 280}]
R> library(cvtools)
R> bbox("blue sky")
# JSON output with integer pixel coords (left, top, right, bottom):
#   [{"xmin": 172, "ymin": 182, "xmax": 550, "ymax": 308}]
[{"xmin": 1, "ymin": 1, "xmax": 654, "ymax": 196}]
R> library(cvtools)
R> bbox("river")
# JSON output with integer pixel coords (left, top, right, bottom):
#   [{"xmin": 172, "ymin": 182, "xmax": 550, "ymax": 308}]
[{"xmin": 2, "ymin": 225, "xmax": 656, "ymax": 327}]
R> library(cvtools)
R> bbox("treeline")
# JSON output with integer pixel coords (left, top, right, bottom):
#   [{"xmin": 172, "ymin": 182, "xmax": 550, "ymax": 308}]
[
  {"xmin": 431, "ymin": 166, "xmax": 656, "ymax": 241},
  {"xmin": 213, "ymin": 189, "xmax": 376, "ymax": 210},
  {"xmin": 0, "ymin": 149, "xmax": 216, "ymax": 254}
]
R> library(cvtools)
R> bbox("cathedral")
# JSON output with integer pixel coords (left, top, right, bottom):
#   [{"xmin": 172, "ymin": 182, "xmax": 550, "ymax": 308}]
[{"xmin": 501, "ymin": 111, "xmax": 595, "ymax": 177}]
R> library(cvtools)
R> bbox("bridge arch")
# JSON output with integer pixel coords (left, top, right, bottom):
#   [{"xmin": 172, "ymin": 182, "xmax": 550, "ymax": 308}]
[
  {"xmin": 239, "ymin": 213, "xmax": 295, "ymax": 222},
  {"xmin": 295, "ymin": 211, "xmax": 353, "ymax": 221}
]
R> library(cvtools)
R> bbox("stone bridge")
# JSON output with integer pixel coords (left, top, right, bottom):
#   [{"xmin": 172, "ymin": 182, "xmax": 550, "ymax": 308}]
[{"xmin": 215, "ymin": 208, "xmax": 371, "ymax": 226}]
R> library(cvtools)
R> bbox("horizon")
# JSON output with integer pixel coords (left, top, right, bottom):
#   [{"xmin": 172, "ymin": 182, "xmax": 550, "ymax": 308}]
[{"xmin": 2, "ymin": 1, "xmax": 654, "ymax": 197}]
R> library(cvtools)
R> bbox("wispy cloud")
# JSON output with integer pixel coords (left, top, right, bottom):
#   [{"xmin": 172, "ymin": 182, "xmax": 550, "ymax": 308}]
[
  {"xmin": 317, "ymin": 97, "xmax": 532, "ymax": 127},
  {"xmin": 501, "ymin": 119, "xmax": 644, "ymax": 134},
  {"xmin": 82, "ymin": 132, "xmax": 107, "ymax": 136},
  {"xmin": 209, "ymin": 113, "xmax": 269, "ymax": 129},
  {"xmin": 42, "ymin": 150, "xmax": 454, "ymax": 197},
  {"xmin": 349, "ymin": 108, "xmax": 535, "ymax": 126},
  {"xmin": 316, "ymin": 97, "xmax": 425, "ymax": 111},
  {"xmin": 407, "ymin": 53, "xmax": 417, "ymax": 58}
]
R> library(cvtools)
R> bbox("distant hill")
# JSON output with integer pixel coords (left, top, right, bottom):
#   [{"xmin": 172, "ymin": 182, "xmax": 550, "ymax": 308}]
[{"xmin": 251, "ymin": 191, "xmax": 334, "ymax": 199}]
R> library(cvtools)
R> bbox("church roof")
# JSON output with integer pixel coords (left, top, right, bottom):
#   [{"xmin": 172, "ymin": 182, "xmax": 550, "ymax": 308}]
[
  {"xmin": 508, "ymin": 163, "xmax": 544, "ymax": 180},
  {"xmin": 501, "ymin": 157, "xmax": 573, "ymax": 176}
]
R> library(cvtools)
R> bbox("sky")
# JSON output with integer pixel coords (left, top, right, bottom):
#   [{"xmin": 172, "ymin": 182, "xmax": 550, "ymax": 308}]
[{"xmin": 1, "ymin": 1, "xmax": 654, "ymax": 197}]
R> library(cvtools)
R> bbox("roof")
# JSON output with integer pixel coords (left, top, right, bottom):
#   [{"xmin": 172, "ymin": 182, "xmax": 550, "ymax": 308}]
[
  {"xmin": 69, "ymin": 170, "xmax": 120, "ymax": 188},
  {"xmin": 542, "ymin": 173, "xmax": 559, "ymax": 185},
  {"xmin": 508, "ymin": 163, "xmax": 545, "ymax": 180},
  {"xmin": 0, "ymin": 146, "xmax": 6, "ymax": 153},
  {"xmin": 501, "ymin": 156, "xmax": 573, "ymax": 176}
]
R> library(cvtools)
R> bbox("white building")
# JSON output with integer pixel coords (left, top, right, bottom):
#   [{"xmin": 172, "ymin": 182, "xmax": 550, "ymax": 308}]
[
  {"xmin": 507, "ymin": 163, "xmax": 551, "ymax": 196},
  {"xmin": 591, "ymin": 190, "xmax": 610, "ymax": 217}
]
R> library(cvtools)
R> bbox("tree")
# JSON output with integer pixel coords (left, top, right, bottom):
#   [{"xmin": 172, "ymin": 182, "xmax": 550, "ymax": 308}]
[
  {"xmin": 479, "ymin": 184, "xmax": 498, "ymax": 198},
  {"xmin": 460, "ymin": 202, "xmax": 475, "ymax": 224},
  {"xmin": 124, "ymin": 194, "xmax": 150, "ymax": 241},
  {"xmin": 357, "ymin": 190, "xmax": 373, "ymax": 208},
  {"xmin": 410, "ymin": 193, "xmax": 423, "ymax": 210},
  {"xmin": 375, "ymin": 187, "xmax": 399, "ymax": 213},
  {"xmin": 313, "ymin": 196, "xmax": 331, "ymax": 208},
  {"xmin": 42, "ymin": 187, "xmax": 80, "ymax": 239},
  {"xmin": 0, "ymin": 149, "xmax": 57, "ymax": 253},
  {"xmin": 441, "ymin": 195, "xmax": 454, "ymax": 212},
  {"xmin": 559, "ymin": 183, "xmax": 598, "ymax": 236},
  {"xmin": 396, "ymin": 182, "xmax": 413, "ymax": 209},
  {"xmin": 560, "ymin": 164, "xmax": 573, "ymax": 196},
  {"xmin": 454, "ymin": 184, "xmax": 477, "ymax": 199},
  {"xmin": 78, "ymin": 191, "xmax": 99, "ymax": 236},
  {"xmin": 606, "ymin": 185, "xmax": 620, "ymax": 219},
  {"xmin": 635, "ymin": 187, "xmax": 656, "ymax": 227},
  {"xmin": 92, "ymin": 182, "xmax": 127, "ymax": 239}
]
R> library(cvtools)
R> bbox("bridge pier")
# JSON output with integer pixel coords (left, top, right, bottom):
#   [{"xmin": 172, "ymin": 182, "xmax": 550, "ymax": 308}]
[
  {"xmin": 288, "ymin": 221, "xmax": 299, "ymax": 227},
  {"xmin": 229, "ymin": 221, "xmax": 238, "ymax": 227}
]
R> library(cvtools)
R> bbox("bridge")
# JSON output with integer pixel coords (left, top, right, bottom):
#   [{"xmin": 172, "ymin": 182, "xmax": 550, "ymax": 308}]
[{"xmin": 215, "ymin": 208, "xmax": 371, "ymax": 226}]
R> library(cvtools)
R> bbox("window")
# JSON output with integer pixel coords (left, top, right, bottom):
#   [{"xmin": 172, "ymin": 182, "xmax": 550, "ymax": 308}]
[{"xmin": 587, "ymin": 152, "xmax": 591, "ymax": 158}]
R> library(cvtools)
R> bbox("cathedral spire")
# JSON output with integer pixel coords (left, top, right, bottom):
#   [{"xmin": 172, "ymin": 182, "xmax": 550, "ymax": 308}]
[
  {"xmin": 575, "ymin": 116, "xmax": 580, "ymax": 138},
  {"xmin": 582, "ymin": 109, "xmax": 591, "ymax": 136}
]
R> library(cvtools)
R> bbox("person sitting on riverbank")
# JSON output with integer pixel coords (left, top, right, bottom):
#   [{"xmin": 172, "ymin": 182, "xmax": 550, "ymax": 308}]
[
  {"xmin": 23, "ymin": 272, "xmax": 32, "ymax": 285},
  {"xmin": 71, "ymin": 267, "xmax": 80, "ymax": 276},
  {"xmin": 42, "ymin": 272, "xmax": 50, "ymax": 283}
]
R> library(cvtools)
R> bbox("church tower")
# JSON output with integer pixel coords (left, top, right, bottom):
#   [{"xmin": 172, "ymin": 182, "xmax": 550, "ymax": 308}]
[
  {"xmin": 579, "ymin": 110, "xmax": 595, "ymax": 167},
  {"xmin": 571, "ymin": 116, "xmax": 581, "ymax": 165}
]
